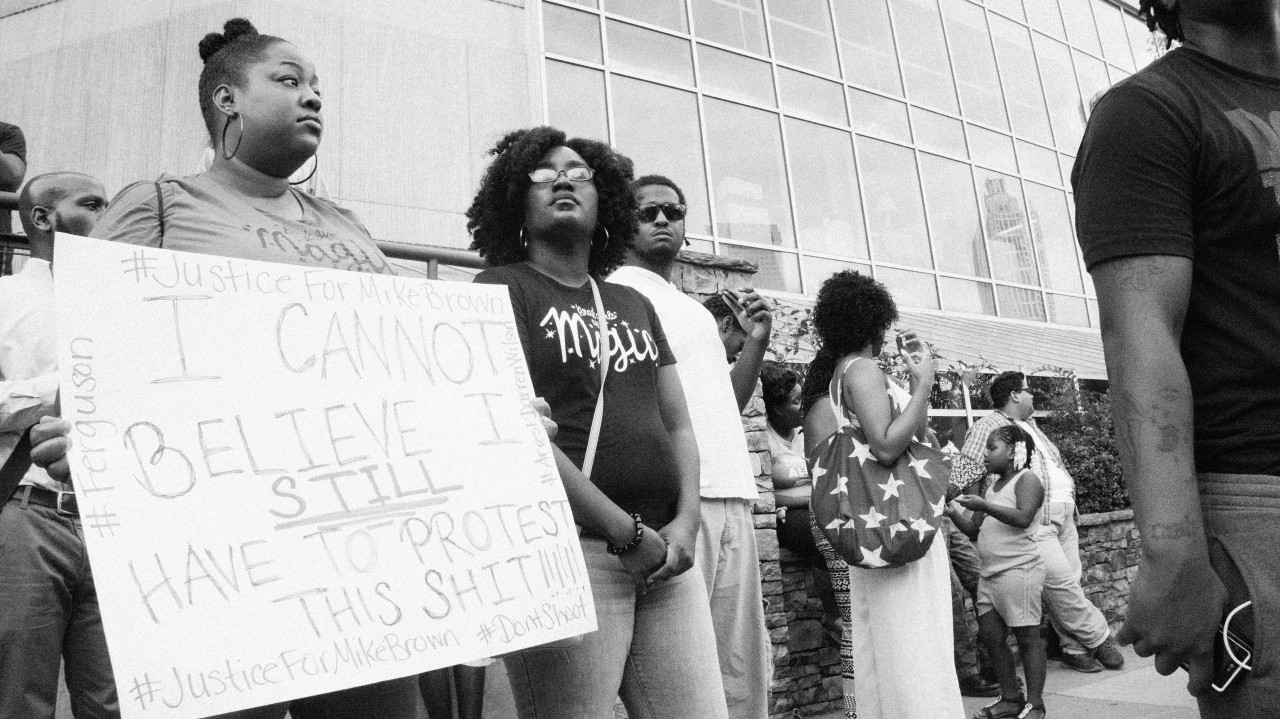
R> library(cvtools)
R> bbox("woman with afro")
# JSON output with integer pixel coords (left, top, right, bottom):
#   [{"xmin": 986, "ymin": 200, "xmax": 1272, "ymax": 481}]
[
  {"xmin": 800, "ymin": 270, "xmax": 962, "ymax": 718},
  {"xmin": 468, "ymin": 127, "xmax": 726, "ymax": 719}
]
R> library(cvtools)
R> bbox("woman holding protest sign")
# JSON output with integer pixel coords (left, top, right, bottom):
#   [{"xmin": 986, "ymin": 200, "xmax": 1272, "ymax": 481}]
[{"xmin": 467, "ymin": 126, "xmax": 726, "ymax": 719}]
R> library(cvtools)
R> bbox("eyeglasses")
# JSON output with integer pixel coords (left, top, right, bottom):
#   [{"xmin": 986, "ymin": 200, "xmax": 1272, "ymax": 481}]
[
  {"xmin": 637, "ymin": 203, "xmax": 687, "ymax": 223},
  {"xmin": 528, "ymin": 166, "xmax": 595, "ymax": 184}
]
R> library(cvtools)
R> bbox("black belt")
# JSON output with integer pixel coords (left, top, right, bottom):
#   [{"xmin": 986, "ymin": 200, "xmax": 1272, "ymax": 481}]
[{"xmin": 7, "ymin": 484, "xmax": 78, "ymax": 516}]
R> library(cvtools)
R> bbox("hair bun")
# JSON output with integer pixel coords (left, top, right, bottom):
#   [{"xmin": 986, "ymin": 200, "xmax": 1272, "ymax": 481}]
[{"xmin": 198, "ymin": 18, "xmax": 260, "ymax": 63}]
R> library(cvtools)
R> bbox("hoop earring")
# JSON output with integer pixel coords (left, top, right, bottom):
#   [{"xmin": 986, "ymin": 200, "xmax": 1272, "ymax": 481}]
[
  {"xmin": 519, "ymin": 227, "xmax": 528, "ymax": 252},
  {"xmin": 596, "ymin": 226, "xmax": 610, "ymax": 251},
  {"xmin": 290, "ymin": 155, "xmax": 319, "ymax": 186},
  {"xmin": 221, "ymin": 113, "xmax": 245, "ymax": 161}
]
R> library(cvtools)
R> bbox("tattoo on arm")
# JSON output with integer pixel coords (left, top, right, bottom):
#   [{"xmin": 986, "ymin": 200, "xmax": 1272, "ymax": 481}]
[{"xmin": 1144, "ymin": 516, "xmax": 1202, "ymax": 542}]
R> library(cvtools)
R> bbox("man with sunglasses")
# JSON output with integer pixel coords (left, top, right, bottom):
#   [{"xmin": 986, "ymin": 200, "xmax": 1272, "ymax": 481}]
[
  {"xmin": 960, "ymin": 371, "xmax": 1125, "ymax": 674},
  {"xmin": 609, "ymin": 175, "xmax": 774, "ymax": 719}
]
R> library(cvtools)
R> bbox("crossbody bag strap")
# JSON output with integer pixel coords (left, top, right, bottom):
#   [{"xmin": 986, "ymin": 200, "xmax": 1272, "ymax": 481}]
[
  {"xmin": 154, "ymin": 180, "xmax": 167, "ymax": 246},
  {"xmin": 581, "ymin": 276, "xmax": 609, "ymax": 479},
  {"xmin": 0, "ymin": 427, "xmax": 34, "ymax": 512}
]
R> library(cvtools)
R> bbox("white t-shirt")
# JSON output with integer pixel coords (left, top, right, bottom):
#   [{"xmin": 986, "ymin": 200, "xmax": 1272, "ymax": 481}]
[{"xmin": 609, "ymin": 266, "xmax": 758, "ymax": 500}]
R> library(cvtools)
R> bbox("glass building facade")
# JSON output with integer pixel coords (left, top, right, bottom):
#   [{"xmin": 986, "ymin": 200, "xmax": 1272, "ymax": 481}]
[{"xmin": 539, "ymin": 0, "xmax": 1160, "ymax": 329}]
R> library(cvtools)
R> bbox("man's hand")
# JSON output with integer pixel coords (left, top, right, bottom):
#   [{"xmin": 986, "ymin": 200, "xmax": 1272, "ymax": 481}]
[
  {"xmin": 531, "ymin": 396, "xmax": 557, "ymax": 440},
  {"xmin": 732, "ymin": 288, "xmax": 773, "ymax": 342},
  {"xmin": 1118, "ymin": 550, "xmax": 1228, "ymax": 694},
  {"xmin": 647, "ymin": 516, "xmax": 697, "ymax": 584},
  {"xmin": 30, "ymin": 416, "xmax": 72, "ymax": 483}
]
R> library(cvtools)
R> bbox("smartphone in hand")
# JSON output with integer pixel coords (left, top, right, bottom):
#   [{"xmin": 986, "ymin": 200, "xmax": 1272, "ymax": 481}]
[
  {"xmin": 721, "ymin": 288, "xmax": 746, "ymax": 315},
  {"xmin": 896, "ymin": 329, "xmax": 923, "ymax": 355}
]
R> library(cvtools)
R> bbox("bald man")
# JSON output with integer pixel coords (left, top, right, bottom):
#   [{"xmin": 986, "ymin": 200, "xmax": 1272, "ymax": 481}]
[{"xmin": 1, "ymin": 172, "xmax": 113, "ymax": 719}]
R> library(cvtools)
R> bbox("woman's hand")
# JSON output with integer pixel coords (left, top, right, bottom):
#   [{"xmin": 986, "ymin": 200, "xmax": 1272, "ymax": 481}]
[
  {"xmin": 953, "ymin": 494, "xmax": 986, "ymax": 512},
  {"xmin": 648, "ymin": 516, "xmax": 698, "ymax": 584},
  {"xmin": 531, "ymin": 396, "xmax": 557, "ymax": 440},
  {"xmin": 902, "ymin": 342, "xmax": 935, "ymax": 391},
  {"xmin": 617, "ymin": 524, "xmax": 669, "ymax": 588}
]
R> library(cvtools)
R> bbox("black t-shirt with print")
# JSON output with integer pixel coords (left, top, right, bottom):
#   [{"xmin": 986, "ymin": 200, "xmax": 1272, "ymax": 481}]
[
  {"xmin": 475, "ymin": 262, "xmax": 681, "ymax": 529},
  {"xmin": 1074, "ymin": 47, "xmax": 1280, "ymax": 475}
]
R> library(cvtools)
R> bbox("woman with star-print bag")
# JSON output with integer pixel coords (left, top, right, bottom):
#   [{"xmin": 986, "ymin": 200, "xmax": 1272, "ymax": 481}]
[{"xmin": 800, "ymin": 270, "xmax": 979, "ymax": 719}]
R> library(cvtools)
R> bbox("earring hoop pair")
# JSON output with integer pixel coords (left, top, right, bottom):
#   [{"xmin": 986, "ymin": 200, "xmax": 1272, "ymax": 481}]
[
  {"xmin": 517, "ymin": 226, "xmax": 610, "ymax": 253},
  {"xmin": 221, "ymin": 112, "xmax": 319, "ymax": 186}
]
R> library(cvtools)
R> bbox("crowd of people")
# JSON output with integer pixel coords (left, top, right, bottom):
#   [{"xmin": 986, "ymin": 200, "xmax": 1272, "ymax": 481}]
[{"xmin": 3, "ymin": 1, "xmax": 1278, "ymax": 717}]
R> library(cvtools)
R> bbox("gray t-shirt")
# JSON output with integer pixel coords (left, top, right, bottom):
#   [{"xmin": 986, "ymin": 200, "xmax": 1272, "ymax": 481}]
[{"xmin": 92, "ymin": 173, "xmax": 392, "ymax": 274}]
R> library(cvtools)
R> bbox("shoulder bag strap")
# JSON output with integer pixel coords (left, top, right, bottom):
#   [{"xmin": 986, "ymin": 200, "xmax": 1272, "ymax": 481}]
[
  {"xmin": 0, "ymin": 427, "xmax": 34, "ymax": 511},
  {"xmin": 581, "ymin": 276, "xmax": 609, "ymax": 479},
  {"xmin": 154, "ymin": 181, "xmax": 166, "ymax": 246}
]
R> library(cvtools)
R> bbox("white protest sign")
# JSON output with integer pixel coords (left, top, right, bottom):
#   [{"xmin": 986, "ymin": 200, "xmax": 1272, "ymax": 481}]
[{"xmin": 53, "ymin": 235, "xmax": 594, "ymax": 719}]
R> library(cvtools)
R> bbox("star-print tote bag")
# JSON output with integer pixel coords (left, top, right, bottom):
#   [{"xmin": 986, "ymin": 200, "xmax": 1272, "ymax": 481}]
[{"xmin": 808, "ymin": 358, "xmax": 952, "ymax": 569}]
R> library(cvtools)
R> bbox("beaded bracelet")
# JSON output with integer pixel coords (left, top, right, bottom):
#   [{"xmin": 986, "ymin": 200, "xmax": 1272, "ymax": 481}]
[{"xmin": 606, "ymin": 513, "xmax": 645, "ymax": 555}]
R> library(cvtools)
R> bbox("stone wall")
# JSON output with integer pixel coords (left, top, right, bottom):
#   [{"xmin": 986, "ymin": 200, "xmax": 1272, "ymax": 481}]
[{"xmin": 1077, "ymin": 509, "xmax": 1139, "ymax": 631}]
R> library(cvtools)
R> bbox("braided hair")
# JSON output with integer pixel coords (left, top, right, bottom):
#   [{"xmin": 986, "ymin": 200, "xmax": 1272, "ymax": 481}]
[
  {"xmin": 466, "ymin": 127, "xmax": 636, "ymax": 277},
  {"xmin": 991, "ymin": 424, "xmax": 1036, "ymax": 471},
  {"xmin": 1138, "ymin": 0, "xmax": 1182, "ymax": 48},
  {"xmin": 197, "ymin": 19, "xmax": 289, "ymax": 138}
]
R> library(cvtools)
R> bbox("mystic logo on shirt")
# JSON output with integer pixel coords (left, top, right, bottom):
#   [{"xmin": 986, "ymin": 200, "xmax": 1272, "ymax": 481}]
[
  {"xmin": 247, "ymin": 223, "xmax": 391, "ymax": 274},
  {"xmin": 539, "ymin": 303, "xmax": 659, "ymax": 372}
]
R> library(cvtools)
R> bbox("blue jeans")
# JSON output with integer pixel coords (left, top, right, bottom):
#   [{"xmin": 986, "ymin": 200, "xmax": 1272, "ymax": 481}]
[
  {"xmin": 0, "ymin": 493, "xmax": 119, "ymax": 719},
  {"xmin": 503, "ymin": 537, "xmax": 728, "ymax": 719}
]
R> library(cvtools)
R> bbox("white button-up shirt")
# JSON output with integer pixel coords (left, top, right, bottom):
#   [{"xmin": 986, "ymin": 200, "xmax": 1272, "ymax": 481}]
[{"xmin": 0, "ymin": 257, "xmax": 63, "ymax": 492}]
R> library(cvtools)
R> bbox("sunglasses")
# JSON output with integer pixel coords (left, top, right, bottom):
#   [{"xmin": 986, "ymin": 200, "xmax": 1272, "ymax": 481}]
[
  {"xmin": 637, "ymin": 203, "xmax": 687, "ymax": 223},
  {"xmin": 528, "ymin": 166, "xmax": 595, "ymax": 184}
]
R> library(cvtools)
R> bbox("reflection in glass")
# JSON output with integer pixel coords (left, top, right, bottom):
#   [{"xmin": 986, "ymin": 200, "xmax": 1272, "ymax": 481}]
[
  {"xmin": 705, "ymin": 98, "xmax": 795, "ymax": 246},
  {"xmin": 699, "ymin": 44, "xmax": 776, "ymax": 107},
  {"xmin": 1059, "ymin": 0, "xmax": 1102, "ymax": 55},
  {"xmin": 1023, "ymin": 0, "xmax": 1065, "ymax": 39},
  {"xmin": 892, "ymin": 0, "xmax": 960, "ymax": 114},
  {"xmin": 719, "ymin": 244, "xmax": 802, "ymax": 292},
  {"xmin": 803, "ymin": 256, "xmax": 872, "ymax": 294},
  {"xmin": 990, "ymin": 16, "xmax": 1053, "ymax": 144},
  {"xmin": 833, "ymin": 0, "xmax": 903, "ymax": 96},
  {"xmin": 967, "ymin": 124, "xmax": 1018, "ymax": 174},
  {"xmin": 607, "ymin": 20, "xmax": 694, "ymax": 85},
  {"xmin": 1073, "ymin": 50, "xmax": 1111, "ymax": 121},
  {"xmin": 1017, "ymin": 141, "xmax": 1060, "ymax": 186},
  {"xmin": 768, "ymin": 0, "xmax": 839, "ymax": 76},
  {"xmin": 939, "ymin": 277, "xmax": 997, "ymax": 315},
  {"xmin": 858, "ymin": 137, "xmax": 932, "ymax": 269},
  {"xmin": 975, "ymin": 169, "xmax": 1040, "ymax": 286},
  {"xmin": 849, "ymin": 88, "xmax": 911, "ymax": 144},
  {"xmin": 544, "ymin": 2, "xmax": 602, "ymax": 62},
  {"xmin": 692, "ymin": 0, "xmax": 768, "ymax": 55},
  {"xmin": 611, "ymin": 76, "xmax": 712, "ymax": 234},
  {"xmin": 1046, "ymin": 294, "xmax": 1089, "ymax": 326},
  {"xmin": 940, "ymin": 0, "xmax": 1009, "ymax": 131},
  {"xmin": 912, "ymin": 107, "xmax": 967, "ymax": 158},
  {"xmin": 785, "ymin": 119, "xmax": 868, "ymax": 259},
  {"xmin": 1023, "ymin": 182, "xmax": 1082, "ymax": 292},
  {"xmin": 545, "ymin": 60, "xmax": 608, "ymax": 141},
  {"xmin": 603, "ymin": 0, "xmax": 687, "ymax": 32},
  {"xmin": 996, "ymin": 284, "xmax": 1046, "ymax": 321},
  {"xmin": 779, "ymin": 69, "xmax": 847, "ymax": 125},
  {"xmin": 877, "ymin": 266, "xmax": 940, "ymax": 310},
  {"xmin": 1093, "ymin": 0, "xmax": 1134, "ymax": 70},
  {"xmin": 918, "ymin": 153, "xmax": 988, "ymax": 277},
  {"xmin": 1033, "ymin": 34, "xmax": 1085, "ymax": 153}
]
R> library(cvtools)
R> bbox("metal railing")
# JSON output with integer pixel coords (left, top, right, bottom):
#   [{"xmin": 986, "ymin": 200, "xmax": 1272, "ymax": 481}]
[{"xmin": 0, "ymin": 190, "xmax": 485, "ymax": 279}]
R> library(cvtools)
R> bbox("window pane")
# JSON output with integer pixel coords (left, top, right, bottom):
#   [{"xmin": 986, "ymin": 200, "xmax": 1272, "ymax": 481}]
[
  {"xmin": 1017, "ymin": 140, "xmax": 1060, "ymax": 185},
  {"xmin": 976, "ymin": 170, "xmax": 1041, "ymax": 285},
  {"xmin": 692, "ymin": 0, "xmax": 768, "ymax": 55},
  {"xmin": 779, "ymin": 68, "xmax": 848, "ymax": 125},
  {"xmin": 803, "ymin": 256, "xmax": 871, "ymax": 294},
  {"xmin": 1126, "ymin": 14, "xmax": 1158, "ymax": 69},
  {"xmin": 858, "ymin": 137, "xmax": 932, "ymax": 268},
  {"xmin": 786, "ymin": 118, "xmax": 869, "ymax": 258},
  {"xmin": 849, "ymin": 88, "xmax": 911, "ymax": 144},
  {"xmin": 705, "ymin": 99, "xmax": 795, "ymax": 246},
  {"xmin": 1073, "ymin": 50, "xmax": 1111, "ymax": 118},
  {"xmin": 912, "ymin": 107, "xmax": 967, "ymax": 158},
  {"xmin": 892, "ymin": 0, "xmax": 960, "ymax": 113},
  {"xmin": 985, "ymin": 0, "xmax": 1025, "ymax": 21},
  {"xmin": 940, "ymin": 277, "xmax": 998, "ymax": 315},
  {"xmin": 941, "ymin": 0, "xmax": 1009, "ymax": 130},
  {"xmin": 1087, "ymin": 298, "xmax": 1099, "ymax": 327},
  {"xmin": 834, "ymin": 0, "xmax": 903, "ymax": 96},
  {"xmin": 560, "ymin": 0, "xmax": 597, "ymax": 7},
  {"xmin": 1046, "ymin": 294, "xmax": 1089, "ymax": 326},
  {"xmin": 1033, "ymin": 34, "xmax": 1086, "ymax": 152},
  {"xmin": 607, "ymin": 20, "xmax": 693, "ymax": 85},
  {"xmin": 699, "ymin": 44, "xmax": 776, "ymax": 107},
  {"xmin": 1059, "ymin": 0, "xmax": 1102, "ymax": 55},
  {"xmin": 1023, "ymin": 182, "xmax": 1082, "ymax": 291},
  {"xmin": 1093, "ymin": 0, "xmax": 1134, "ymax": 70},
  {"xmin": 919, "ymin": 153, "xmax": 988, "ymax": 277},
  {"xmin": 719, "ymin": 244, "xmax": 802, "ymax": 292},
  {"xmin": 603, "ymin": 0, "xmax": 687, "ymax": 32},
  {"xmin": 997, "ymin": 284, "xmax": 1046, "ymax": 321},
  {"xmin": 1059, "ymin": 153, "xmax": 1076, "ymax": 185},
  {"xmin": 612, "ymin": 76, "xmax": 712, "ymax": 234},
  {"xmin": 687, "ymin": 238, "xmax": 714, "ymax": 253},
  {"xmin": 990, "ymin": 16, "xmax": 1053, "ymax": 144},
  {"xmin": 544, "ymin": 2, "xmax": 602, "ymax": 62},
  {"xmin": 769, "ymin": 0, "xmax": 839, "ymax": 76},
  {"xmin": 545, "ymin": 60, "xmax": 608, "ymax": 141},
  {"xmin": 877, "ymin": 266, "xmax": 940, "ymax": 310},
  {"xmin": 968, "ymin": 124, "xmax": 1017, "ymax": 173},
  {"xmin": 1108, "ymin": 64, "xmax": 1131, "ymax": 85},
  {"xmin": 1024, "ymin": 0, "xmax": 1065, "ymax": 39}
]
